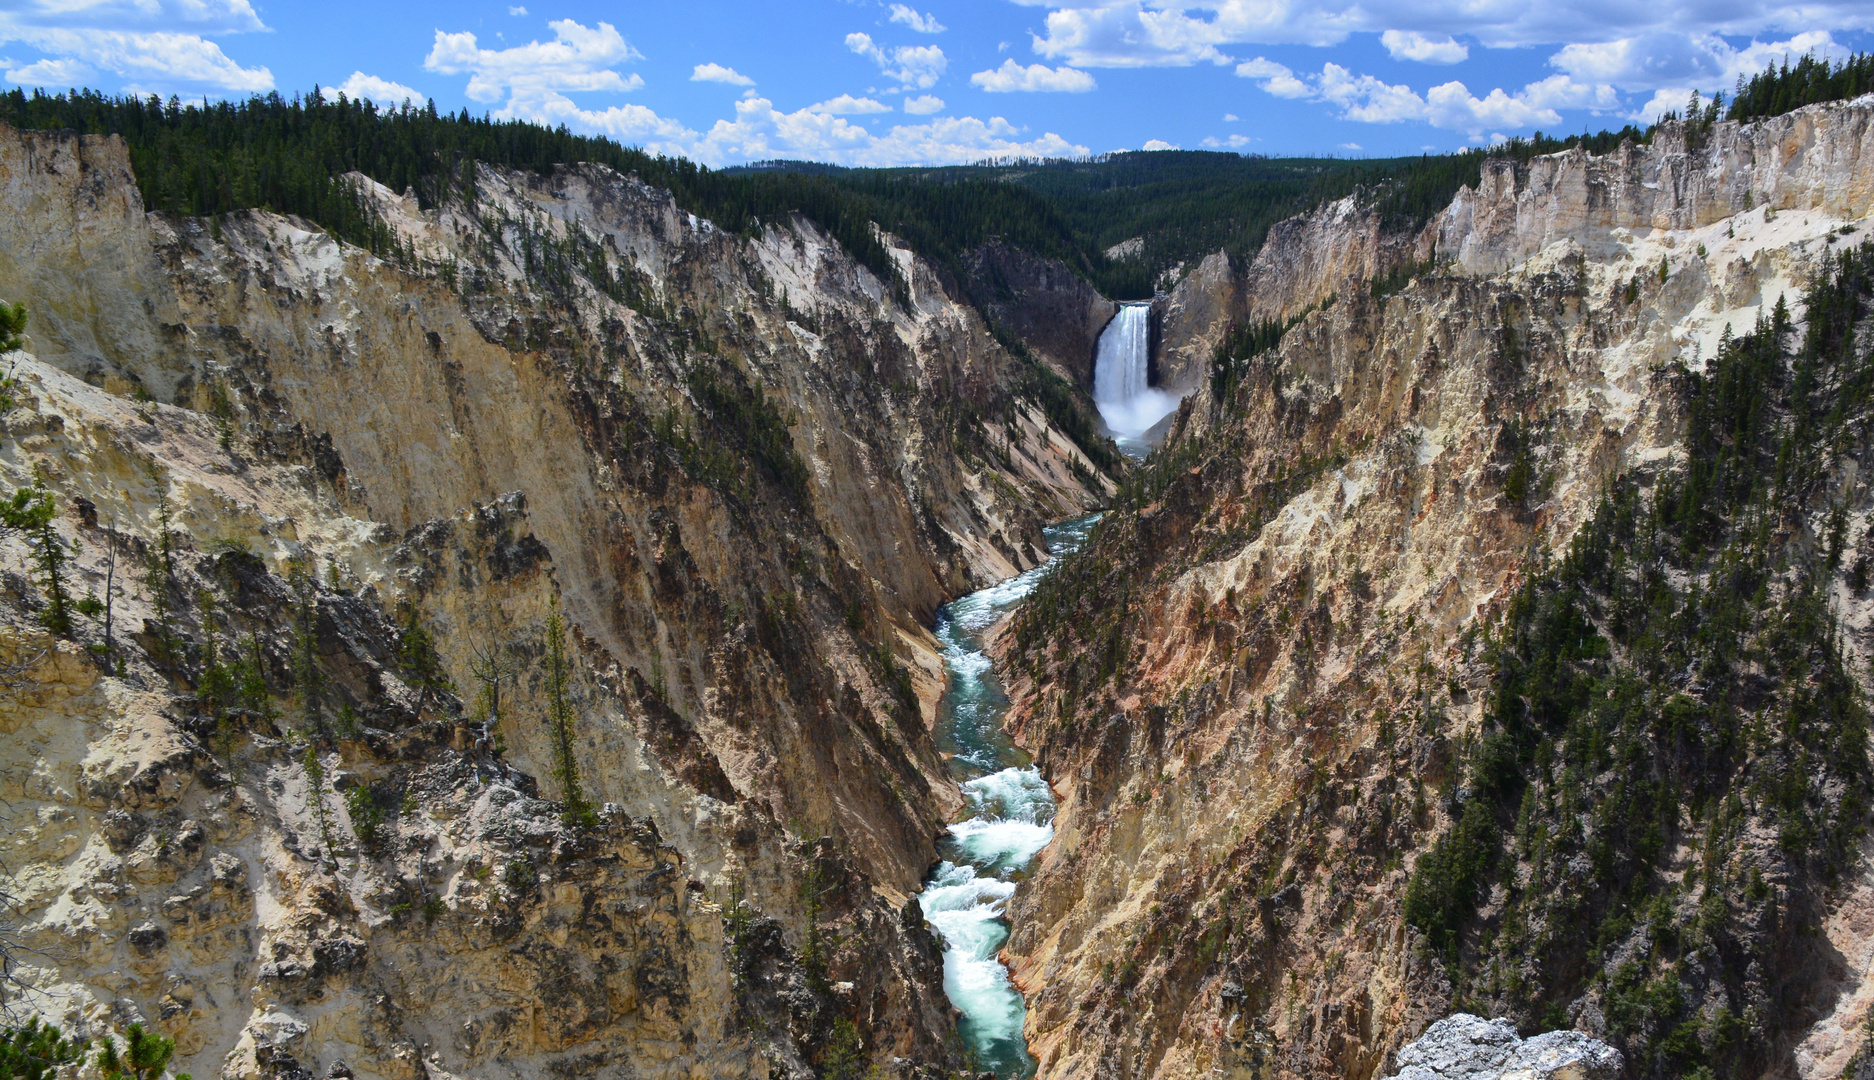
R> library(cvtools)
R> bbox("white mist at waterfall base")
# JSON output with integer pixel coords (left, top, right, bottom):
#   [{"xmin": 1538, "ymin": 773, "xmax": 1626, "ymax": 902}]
[
  {"xmin": 1093, "ymin": 302, "xmax": 1181, "ymax": 446},
  {"xmin": 920, "ymin": 514, "xmax": 1097, "ymax": 1078}
]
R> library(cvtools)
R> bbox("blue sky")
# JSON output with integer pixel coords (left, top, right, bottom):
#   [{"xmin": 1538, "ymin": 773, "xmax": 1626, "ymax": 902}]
[{"xmin": 2, "ymin": 1, "xmax": 1872, "ymax": 165}]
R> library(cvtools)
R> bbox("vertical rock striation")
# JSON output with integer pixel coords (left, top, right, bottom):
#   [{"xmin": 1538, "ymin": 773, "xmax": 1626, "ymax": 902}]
[
  {"xmin": 0, "ymin": 122, "xmax": 1112, "ymax": 1078},
  {"xmin": 999, "ymin": 95, "xmax": 1874, "ymax": 1080}
]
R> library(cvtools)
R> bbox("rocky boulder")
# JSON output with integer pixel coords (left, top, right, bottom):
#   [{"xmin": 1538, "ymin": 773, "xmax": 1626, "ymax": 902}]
[{"xmin": 1390, "ymin": 1015, "xmax": 1621, "ymax": 1080}]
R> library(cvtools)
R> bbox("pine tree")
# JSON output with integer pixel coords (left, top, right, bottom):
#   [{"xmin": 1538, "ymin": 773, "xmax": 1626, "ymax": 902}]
[
  {"xmin": 93, "ymin": 1024, "xmax": 182, "ymax": 1080},
  {"xmin": 396, "ymin": 606, "xmax": 452, "ymax": 716},
  {"xmin": 542, "ymin": 596, "xmax": 594, "ymax": 827},
  {"xmin": 0, "ymin": 1019, "xmax": 87, "ymax": 1080},
  {"xmin": 0, "ymin": 300, "xmax": 24, "ymax": 353},
  {"xmin": 0, "ymin": 483, "xmax": 71, "ymax": 636},
  {"xmin": 289, "ymin": 563, "xmax": 325, "ymax": 741}
]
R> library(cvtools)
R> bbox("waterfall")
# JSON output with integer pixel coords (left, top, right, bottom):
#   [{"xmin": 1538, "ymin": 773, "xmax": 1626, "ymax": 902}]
[{"xmin": 1092, "ymin": 302, "xmax": 1181, "ymax": 449}]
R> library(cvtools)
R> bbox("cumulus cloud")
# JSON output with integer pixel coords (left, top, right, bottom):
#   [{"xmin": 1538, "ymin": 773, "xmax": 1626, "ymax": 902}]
[
  {"xmin": 1381, "ymin": 30, "xmax": 1467, "ymax": 64},
  {"xmin": 1554, "ymin": 30, "xmax": 1844, "ymax": 97},
  {"xmin": 1141, "ymin": 139, "xmax": 1178, "ymax": 150},
  {"xmin": 0, "ymin": 0, "xmax": 271, "ymax": 93},
  {"xmin": 509, "ymin": 5, "xmax": 527, "ymax": 14},
  {"xmin": 335, "ymin": 71, "xmax": 426, "ymax": 106},
  {"xmin": 490, "ymin": 93, "xmax": 698, "ymax": 155},
  {"xmin": 1222, "ymin": 112, "xmax": 1239, "ymax": 121},
  {"xmin": 692, "ymin": 62, "xmax": 755, "ymax": 86},
  {"xmin": 425, "ymin": 20, "xmax": 642, "ymax": 106},
  {"xmin": 1032, "ymin": 3, "xmax": 1243, "ymax": 67},
  {"xmin": 1028, "ymin": 0, "xmax": 1874, "ymax": 68},
  {"xmin": 846, "ymin": 32, "xmax": 946, "ymax": 89},
  {"xmin": 970, "ymin": 58, "xmax": 1096, "ymax": 92},
  {"xmin": 1237, "ymin": 58, "xmax": 1617, "ymax": 135},
  {"xmin": 686, "ymin": 94, "xmax": 1087, "ymax": 166},
  {"xmin": 5, "ymin": 0, "xmax": 266, "ymax": 35},
  {"xmin": 5, "ymin": 56, "xmax": 92, "ymax": 85},
  {"xmin": 811, "ymin": 94, "xmax": 892, "ymax": 114},
  {"xmin": 889, "ymin": 5, "xmax": 946, "ymax": 34},
  {"xmin": 903, "ymin": 94, "xmax": 945, "ymax": 114},
  {"xmin": 1025, "ymin": 0, "xmax": 1874, "ymax": 129},
  {"xmin": 1235, "ymin": 57, "xmax": 1310, "ymax": 98},
  {"xmin": 1201, "ymin": 132, "xmax": 1253, "ymax": 147}
]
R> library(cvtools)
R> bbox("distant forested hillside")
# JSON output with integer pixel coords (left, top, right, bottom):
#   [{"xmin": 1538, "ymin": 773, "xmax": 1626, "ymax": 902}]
[{"xmin": 1, "ymin": 51, "xmax": 1861, "ymax": 304}]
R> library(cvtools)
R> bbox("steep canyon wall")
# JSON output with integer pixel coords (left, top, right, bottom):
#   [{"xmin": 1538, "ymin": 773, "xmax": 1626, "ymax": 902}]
[
  {"xmin": 1000, "ymin": 95, "xmax": 1874, "ymax": 1080},
  {"xmin": 0, "ymin": 123, "xmax": 1111, "ymax": 1080}
]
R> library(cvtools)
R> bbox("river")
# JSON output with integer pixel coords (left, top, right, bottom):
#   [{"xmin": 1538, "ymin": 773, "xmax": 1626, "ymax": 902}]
[{"xmin": 919, "ymin": 513, "xmax": 1100, "ymax": 1077}]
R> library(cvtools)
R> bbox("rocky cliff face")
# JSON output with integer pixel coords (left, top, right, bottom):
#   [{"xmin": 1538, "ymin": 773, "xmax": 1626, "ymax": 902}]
[
  {"xmin": 959, "ymin": 239, "xmax": 1117, "ymax": 388},
  {"xmin": 1153, "ymin": 197, "xmax": 1415, "ymax": 395},
  {"xmin": 998, "ymin": 95, "xmax": 1874, "ymax": 1080},
  {"xmin": 0, "ymin": 122, "xmax": 1111, "ymax": 1079}
]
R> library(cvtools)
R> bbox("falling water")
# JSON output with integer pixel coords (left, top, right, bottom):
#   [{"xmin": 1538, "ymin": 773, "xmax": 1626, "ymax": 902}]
[
  {"xmin": 920, "ymin": 514, "xmax": 1100, "ymax": 1078},
  {"xmin": 1092, "ymin": 302, "xmax": 1180, "ymax": 453}
]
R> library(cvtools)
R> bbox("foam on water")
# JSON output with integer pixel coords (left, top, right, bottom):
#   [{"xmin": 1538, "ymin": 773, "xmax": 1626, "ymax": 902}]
[{"xmin": 919, "ymin": 515, "xmax": 1098, "ymax": 1077}]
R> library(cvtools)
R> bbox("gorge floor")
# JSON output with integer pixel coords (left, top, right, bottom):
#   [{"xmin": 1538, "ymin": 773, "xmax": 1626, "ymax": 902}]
[{"xmin": 921, "ymin": 514, "xmax": 1101, "ymax": 1078}]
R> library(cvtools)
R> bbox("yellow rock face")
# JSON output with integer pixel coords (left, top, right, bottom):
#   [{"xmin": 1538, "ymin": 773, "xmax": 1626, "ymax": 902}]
[
  {"xmin": 0, "ymin": 121, "xmax": 1108, "ymax": 1078},
  {"xmin": 999, "ymin": 98, "xmax": 1874, "ymax": 1080}
]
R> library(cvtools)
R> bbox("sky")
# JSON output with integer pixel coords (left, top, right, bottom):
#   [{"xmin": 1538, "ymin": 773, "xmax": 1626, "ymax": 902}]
[{"xmin": 2, "ymin": 1, "xmax": 1872, "ymax": 167}]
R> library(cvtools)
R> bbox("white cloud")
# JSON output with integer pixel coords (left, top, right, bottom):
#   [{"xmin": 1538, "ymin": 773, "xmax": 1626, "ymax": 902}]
[
  {"xmin": 6, "ymin": 57, "xmax": 92, "ymax": 85},
  {"xmin": 426, "ymin": 20, "xmax": 642, "ymax": 106},
  {"xmin": 2, "ymin": 0, "xmax": 266, "ymax": 35},
  {"xmin": 970, "ymin": 58, "xmax": 1096, "ymax": 92},
  {"xmin": 1239, "ymin": 59, "xmax": 1603, "ymax": 135},
  {"xmin": 1381, "ymin": 30, "xmax": 1467, "ymax": 64},
  {"xmin": 1315, "ymin": 62, "xmax": 1431, "ymax": 122},
  {"xmin": 692, "ymin": 62, "xmax": 755, "ymax": 86},
  {"xmin": 686, "ymin": 94, "xmax": 1087, "ymax": 166},
  {"xmin": 0, "ymin": 27, "xmax": 271, "ymax": 92},
  {"xmin": 811, "ymin": 94, "xmax": 892, "ymax": 114},
  {"xmin": 1032, "ymin": 3, "xmax": 1244, "ymax": 67},
  {"xmin": 846, "ymin": 32, "xmax": 946, "ymax": 89},
  {"xmin": 1022, "ymin": 0, "xmax": 1874, "ymax": 131},
  {"xmin": 491, "ymin": 92, "xmax": 698, "ymax": 155},
  {"xmin": 1423, "ymin": 80, "xmax": 1560, "ymax": 130},
  {"xmin": 1235, "ymin": 57, "xmax": 1311, "ymax": 98},
  {"xmin": 509, "ymin": 5, "xmax": 527, "ymax": 15},
  {"xmin": 479, "ymin": 85, "xmax": 1084, "ymax": 168},
  {"xmin": 889, "ymin": 5, "xmax": 946, "ymax": 34},
  {"xmin": 1142, "ymin": 139, "xmax": 1178, "ymax": 150},
  {"xmin": 1222, "ymin": 112, "xmax": 1239, "ymax": 121},
  {"xmin": 0, "ymin": 0, "xmax": 271, "ymax": 93},
  {"xmin": 1027, "ymin": 1, "xmax": 1874, "ymax": 68},
  {"xmin": 1339, "ymin": 141, "xmax": 1362, "ymax": 149},
  {"xmin": 1519, "ymin": 73, "xmax": 1621, "ymax": 112},
  {"xmin": 1201, "ymin": 133, "xmax": 1253, "ymax": 147},
  {"xmin": 335, "ymin": 71, "xmax": 426, "ymax": 107},
  {"xmin": 903, "ymin": 93, "xmax": 945, "ymax": 114},
  {"xmin": 1553, "ymin": 30, "xmax": 1845, "ymax": 97}
]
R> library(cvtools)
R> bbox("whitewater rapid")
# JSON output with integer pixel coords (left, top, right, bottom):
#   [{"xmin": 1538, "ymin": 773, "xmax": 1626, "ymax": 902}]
[{"xmin": 920, "ymin": 514, "xmax": 1099, "ymax": 1077}]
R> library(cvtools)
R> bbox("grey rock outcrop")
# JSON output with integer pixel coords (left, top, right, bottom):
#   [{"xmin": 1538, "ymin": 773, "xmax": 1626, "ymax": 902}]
[
  {"xmin": 1390, "ymin": 1015, "xmax": 1621, "ymax": 1080},
  {"xmin": 959, "ymin": 237, "xmax": 1115, "ymax": 387}
]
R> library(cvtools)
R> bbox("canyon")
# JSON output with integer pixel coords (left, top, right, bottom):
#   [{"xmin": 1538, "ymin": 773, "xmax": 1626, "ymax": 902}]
[
  {"xmin": 0, "ymin": 120, "xmax": 1110, "ymax": 1079},
  {"xmin": 4, "ymin": 85, "xmax": 1874, "ymax": 1080}
]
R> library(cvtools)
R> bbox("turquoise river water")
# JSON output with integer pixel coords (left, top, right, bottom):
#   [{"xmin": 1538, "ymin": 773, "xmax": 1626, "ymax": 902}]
[{"xmin": 919, "ymin": 514, "xmax": 1100, "ymax": 1077}]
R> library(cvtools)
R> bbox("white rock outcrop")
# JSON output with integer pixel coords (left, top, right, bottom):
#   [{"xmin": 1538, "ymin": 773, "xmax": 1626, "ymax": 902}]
[{"xmin": 1390, "ymin": 1015, "xmax": 1622, "ymax": 1080}]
